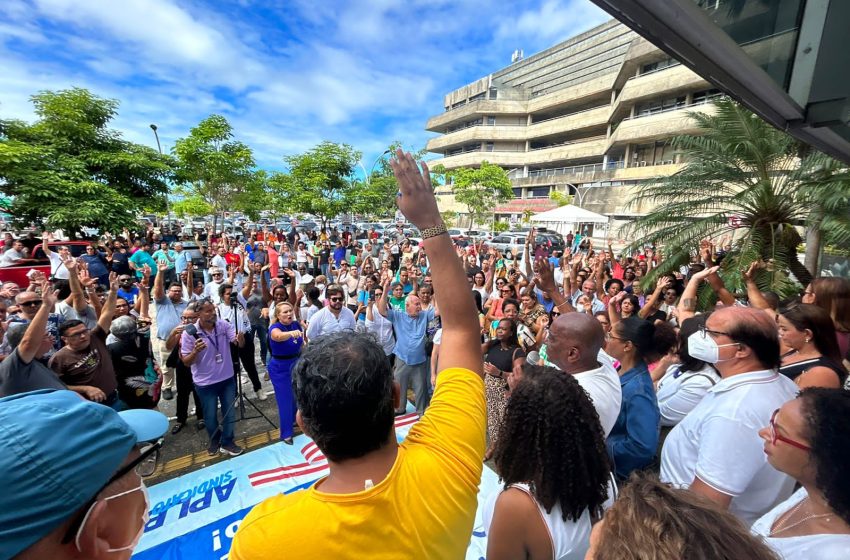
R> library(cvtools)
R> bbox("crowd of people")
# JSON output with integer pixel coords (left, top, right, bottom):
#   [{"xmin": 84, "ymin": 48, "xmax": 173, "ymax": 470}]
[{"xmin": 1, "ymin": 149, "xmax": 849, "ymax": 559}]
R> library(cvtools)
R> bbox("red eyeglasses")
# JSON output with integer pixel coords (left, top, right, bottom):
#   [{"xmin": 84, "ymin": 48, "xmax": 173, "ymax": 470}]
[{"xmin": 769, "ymin": 409, "xmax": 810, "ymax": 451}]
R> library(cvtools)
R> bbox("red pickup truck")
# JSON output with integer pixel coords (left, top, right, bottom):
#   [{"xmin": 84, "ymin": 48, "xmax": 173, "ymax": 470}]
[{"xmin": 0, "ymin": 241, "xmax": 91, "ymax": 286}]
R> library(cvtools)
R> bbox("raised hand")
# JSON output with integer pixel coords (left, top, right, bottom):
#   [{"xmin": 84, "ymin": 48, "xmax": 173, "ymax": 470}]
[
  {"xmin": 157, "ymin": 260, "xmax": 168, "ymax": 273},
  {"xmin": 62, "ymin": 255, "xmax": 78, "ymax": 272},
  {"xmin": 534, "ymin": 256, "xmax": 557, "ymax": 294},
  {"xmin": 142, "ymin": 264, "xmax": 152, "ymax": 279},
  {"xmin": 743, "ymin": 261, "xmax": 763, "ymax": 282},
  {"xmin": 109, "ymin": 272, "xmax": 119, "ymax": 291},
  {"xmin": 692, "ymin": 265, "xmax": 720, "ymax": 283},
  {"xmin": 389, "ymin": 149, "xmax": 441, "ymax": 231}
]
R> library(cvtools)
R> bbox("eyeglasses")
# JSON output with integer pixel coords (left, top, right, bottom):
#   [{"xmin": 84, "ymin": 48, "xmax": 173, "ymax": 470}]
[
  {"xmin": 20, "ymin": 300, "xmax": 42, "ymax": 307},
  {"xmin": 329, "ymin": 297, "xmax": 344, "ymax": 303},
  {"xmin": 605, "ymin": 332, "xmax": 628, "ymax": 342},
  {"xmin": 61, "ymin": 439, "xmax": 162, "ymax": 544},
  {"xmin": 698, "ymin": 325, "xmax": 732, "ymax": 339},
  {"xmin": 63, "ymin": 330, "xmax": 90, "ymax": 340},
  {"xmin": 768, "ymin": 409, "xmax": 810, "ymax": 451}
]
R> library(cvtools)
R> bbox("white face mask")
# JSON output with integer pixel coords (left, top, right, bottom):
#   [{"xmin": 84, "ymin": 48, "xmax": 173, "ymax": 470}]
[
  {"xmin": 575, "ymin": 303, "xmax": 586, "ymax": 313},
  {"xmin": 687, "ymin": 332, "xmax": 739, "ymax": 364},
  {"xmin": 76, "ymin": 480, "xmax": 150, "ymax": 553}
]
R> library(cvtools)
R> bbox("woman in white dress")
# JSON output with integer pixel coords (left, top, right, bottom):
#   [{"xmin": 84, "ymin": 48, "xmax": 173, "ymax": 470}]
[
  {"xmin": 484, "ymin": 364, "xmax": 612, "ymax": 560},
  {"xmin": 752, "ymin": 388, "xmax": 850, "ymax": 559}
]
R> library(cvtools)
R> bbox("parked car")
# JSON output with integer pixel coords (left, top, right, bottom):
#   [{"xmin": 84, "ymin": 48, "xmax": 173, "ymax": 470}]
[
  {"xmin": 0, "ymin": 241, "xmax": 90, "ymax": 285},
  {"xmin": 535, "ymin": 229, "xmax": 566, "ymax": 252},
  {"xmin": 486, "ymin": 233, "xmax": 527, "ymax": 258},
  {"xmin": 175, "ymin": 241, "xmax": 207, "ymax": 268}
]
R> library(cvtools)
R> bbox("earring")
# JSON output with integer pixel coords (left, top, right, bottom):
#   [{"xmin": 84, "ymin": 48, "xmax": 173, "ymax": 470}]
[{"xmin": 805, "ymin": 338, "xmax": 810, "ymax": 344}]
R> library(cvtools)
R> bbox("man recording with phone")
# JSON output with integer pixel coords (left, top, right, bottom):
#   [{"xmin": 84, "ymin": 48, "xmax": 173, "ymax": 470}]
[
  {"xmin": 180, "ymin": 299, "xmax": 245, "ymax": 457},
  {"xmin": 216, "ymin": 272, "xmax": 266, "ymax": 402}
]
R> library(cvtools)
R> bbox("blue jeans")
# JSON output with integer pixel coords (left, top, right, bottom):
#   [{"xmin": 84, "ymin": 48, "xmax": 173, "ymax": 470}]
[
  {"xmin": 195, "ymin": 377, "xmax": 237, "ymax": 446},
  {"xmin": 251, "ymin": 323, "xmax": 268, "ymax": 366}
]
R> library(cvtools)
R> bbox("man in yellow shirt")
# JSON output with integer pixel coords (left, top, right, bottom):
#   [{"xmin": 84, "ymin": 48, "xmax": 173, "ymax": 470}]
[{"xmin": 231, "ymin": 150, "xmax": 486, "ymax": 559}]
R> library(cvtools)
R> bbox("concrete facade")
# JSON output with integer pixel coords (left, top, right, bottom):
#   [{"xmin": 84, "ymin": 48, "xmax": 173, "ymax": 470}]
[{"xmin": 425, "ymin": 19, "xmax": 723, "ymax": 234}]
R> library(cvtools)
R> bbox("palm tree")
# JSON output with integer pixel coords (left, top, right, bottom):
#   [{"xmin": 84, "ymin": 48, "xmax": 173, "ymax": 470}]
[{"xmin": 621, "ymin": 99, "xmax": 850, "ymax": 299}]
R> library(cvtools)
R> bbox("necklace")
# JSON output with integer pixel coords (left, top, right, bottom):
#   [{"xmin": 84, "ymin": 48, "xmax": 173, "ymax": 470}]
[{"xmin": 769, "ymin": 497, "xmax": 834, "ymax": 536}]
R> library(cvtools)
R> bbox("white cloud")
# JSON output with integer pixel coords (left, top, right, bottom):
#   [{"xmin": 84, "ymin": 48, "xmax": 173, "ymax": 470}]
[{"xmin": 497, "ymin": 0, "xmax": 610, "ymax": 46}]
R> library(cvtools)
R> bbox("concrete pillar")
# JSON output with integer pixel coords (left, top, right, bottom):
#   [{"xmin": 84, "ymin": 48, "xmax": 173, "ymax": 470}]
[
  {"xmin": 523, "ymin": 165, "xmax": 529, "ymax": 178},
  {"xmin": 624, "ymin": 144, "xmax": 631, "ymax": 168}
]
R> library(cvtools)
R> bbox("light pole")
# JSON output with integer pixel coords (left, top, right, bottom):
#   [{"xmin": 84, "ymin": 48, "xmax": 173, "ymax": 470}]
[
  {"xmin": 357, "ymin": 149, "xmax": 392, "ymax": 186},
  {"xmin": 150, "ymin": 124, "xmax": 170, "ymax": 226}
]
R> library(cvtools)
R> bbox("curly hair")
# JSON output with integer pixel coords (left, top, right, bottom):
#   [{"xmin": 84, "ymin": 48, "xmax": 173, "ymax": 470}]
[
  {"xmin": 492, "ymin": 365, "xmax": 611, "ymax": 522},
  {"xmin": 595, "ymin": 473, "xmax": 780, "ymax": 560},
  {"xmin": 799, "ymin": 388, "xmax": 850, "ymax": 524}
]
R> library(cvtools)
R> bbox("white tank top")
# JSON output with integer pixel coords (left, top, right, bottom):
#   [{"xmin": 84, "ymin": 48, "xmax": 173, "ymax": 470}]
[{"xmin": 484, "ymin": 479, "xmax": 617, "ymax": 560}]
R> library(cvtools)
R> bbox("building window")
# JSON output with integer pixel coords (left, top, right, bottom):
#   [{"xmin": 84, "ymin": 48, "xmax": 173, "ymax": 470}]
[
  {"xmin": 487, "ymin": 116, "xmax": 496, "ymax": 126},
  {"xmin": 640, "ymin": 57, "xmax": 679, "ymax": 75},
  {"xmin": 635, "ymin": 95, "xmax": 686, "ymax": 117},
  {"xmin": 693, "ymin": 88, "xmax": 722, "ymax": 105},
  {"xmin": 485, "ymin": 142, "xmax": 495, "ymax": 152},
  {"xmin": 512, "ymin": 187, "xmax": 523, "ymax": 199},
  {"xmin": 469, "ymin": 92, "xmax": 486, "ymax": 102},
  {"xmin": 529, "ymin": 186, "xmax": 551, "ymax": 198},
  {"xmin": 489, "ymin": 88, "xmax": 498, "ymax": 100}
]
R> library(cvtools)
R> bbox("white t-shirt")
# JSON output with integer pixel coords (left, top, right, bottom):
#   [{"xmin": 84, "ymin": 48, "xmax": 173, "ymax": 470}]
[
  {"xmin": 573, "ymin": 351, "xmax": 622, "ymax": 437},
  {"xmin": 305, "ymin": 306, "xmax": 356, "ymax": 340},
  {"xmin": 216, "ymin": 293, "xmax": 251, "ymax": 332},
  {"xmin": 211, "ymin": 255, "xmax": 228, "ymax": 271},
  {"xmin": 48, "ymin": 251, "xmax": 70, "ymax": 280},
  {"xmin": 202, "ymin": 280, "xmax": 224, "ymax": 304},
  {"xmin": 365, "ymin": 310, "xmax": 396, "ymax": 356},
  {"xmin": 660, "ymin": 369, "xmax": 798, "ymax": 526},
  {"xmin": 656, "ymin": 363, "xmax": 720, "ymax": 427},
  {"xmin": 751, "ymin": 487, "xmax": 850, "ymax": 559}
]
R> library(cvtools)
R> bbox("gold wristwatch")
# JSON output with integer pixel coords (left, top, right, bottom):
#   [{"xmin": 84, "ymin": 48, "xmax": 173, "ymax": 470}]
[{"xmin": 420, "ymin": 222, "xmax": 448, "ymax": 240}]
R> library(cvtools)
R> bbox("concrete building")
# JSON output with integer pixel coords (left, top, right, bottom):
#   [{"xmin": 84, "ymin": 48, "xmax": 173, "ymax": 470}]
[{"xmin": 425, "ymin": 19, "xmax": 724, "ymax": 237}]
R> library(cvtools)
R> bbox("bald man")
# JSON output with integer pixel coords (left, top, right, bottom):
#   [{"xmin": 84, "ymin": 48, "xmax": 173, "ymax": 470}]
[
  {"xmin": 660, "ymin": 306, "xmax": 797, "ymax": 526},
  {"xmin": 546, "ymin": 312, "xmax": 621, "ymax": 436}
]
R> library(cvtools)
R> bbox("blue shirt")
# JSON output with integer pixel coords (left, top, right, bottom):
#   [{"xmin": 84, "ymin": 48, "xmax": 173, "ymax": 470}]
[
  {"xmin": 174, "ymin": 251, "xmax": 189, "ymax": 274},
  {"xmin": 332, "ymin": 246, "xmax": 347, "ymax": 267},
  {"xmin": 607, "ymin": 362, "xmax": 660, "ymax": 479},
  {"xmin": 357, "ymin": 290, "xmax": 369, "ymax": 321},
  {"xmin": 268, "ymin": 321, "xmax": 303, "ymax": 359},
  {"xmin": 385, "ymin": 307, "xmax": 435, "ymax": 366},
  {"xmin": 117, "ymin": 286, "xmax": 140, "ymax": 307},
  {"xmin": 154, "ymin": 296, "xmax": 188, "ymax": 340}
]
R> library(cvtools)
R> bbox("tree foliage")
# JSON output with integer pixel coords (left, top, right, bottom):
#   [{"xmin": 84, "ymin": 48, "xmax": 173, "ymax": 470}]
[
  {"xmin": 549, "ymin": 190, "xmax": 574, "ymax": 207},
  {"xmin": 0, "ymin": 88, "xmax": 173, "ymax": 236},
  {"xmin": 171, "ymin": 195, "xmax": 213, "ymax": 218},
  {"xmin": 622, "ymin": 99, "xmax": 850, "ymax": 299},
  {"xmin": 433, "ymin": 161, "xmax": 513, "ymax": 227},
  {"xmin": 172, "ymin": 115, "xmax": 265, "ymax": 224},
  {"xmin": 269, "ymin": 141, "xmax": 363, "ymax": 226}
]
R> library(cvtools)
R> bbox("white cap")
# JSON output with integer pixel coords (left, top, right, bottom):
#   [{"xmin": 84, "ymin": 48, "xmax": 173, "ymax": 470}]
[{"xmin": 299, "ymin": 274, "xmax": 314, "ymax": 284}]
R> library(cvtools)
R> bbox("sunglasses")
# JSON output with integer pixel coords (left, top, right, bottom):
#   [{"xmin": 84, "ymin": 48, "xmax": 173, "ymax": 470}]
[
  {"xmin": 329, "ymin": 297, "xmax": 344, "ymax": 303},
  {"xmin": 20, "ymin": 300, "xmax": 42, "ymax": 307},
  {"xmin": 768, "ymin": 409, "xmax": 810, "ymax": 451}
]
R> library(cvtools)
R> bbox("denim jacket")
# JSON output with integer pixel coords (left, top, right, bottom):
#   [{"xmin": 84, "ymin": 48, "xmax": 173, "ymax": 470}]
[{"xmin": 607, "ymin": 362, "xmax": 660, "ymax": 479}]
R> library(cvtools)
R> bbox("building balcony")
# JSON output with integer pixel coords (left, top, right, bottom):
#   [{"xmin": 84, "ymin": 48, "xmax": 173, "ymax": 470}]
[
  {"xmin": 527, "ymin": 73, "xmax": 616, "ymax": 113},
  {"xmin": 527, "ymin": 136, "xmax": 608, "ymax": 164},
  {"xmin": 527, "ymin": 105, "xmax": 610, "ymax": 140},
  {"xmin": 515, "ymin": 161, "xmax": 622, "ymax": 186},
  {"xmin": 609, "ymin": 64, "xmax": 710, "ymax": 121},
  {"xmin": 425, "ymin": 125, "xmax": 528, "ymax": 152},
  {"xmin": 608, "ymin": 102, "xmax": 717, "ymax": 147},
  {"xmin": 425, "ymin": 99, "xmax": 527, "ymax": 132},
  {"xmin": 428, "ymin": 149, "xmax": 529, "ymax": 170}
]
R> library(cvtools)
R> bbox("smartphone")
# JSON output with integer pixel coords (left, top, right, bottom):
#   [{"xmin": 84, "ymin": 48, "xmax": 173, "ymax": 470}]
[{"xmin": 369, "ymin": 289, "xmax": 376, "ymax": 300}]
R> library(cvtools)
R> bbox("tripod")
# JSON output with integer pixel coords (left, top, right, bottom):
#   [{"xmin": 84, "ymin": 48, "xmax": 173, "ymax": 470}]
[{"xmin": 221, "ymin": 299, "xmax": 277, "ymax": 430}]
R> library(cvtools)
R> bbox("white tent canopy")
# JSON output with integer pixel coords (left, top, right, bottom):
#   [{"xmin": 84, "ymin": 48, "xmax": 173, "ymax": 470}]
[{"xmin": 530, "ymin": 204, "xmax": 608, "ymax": 235}]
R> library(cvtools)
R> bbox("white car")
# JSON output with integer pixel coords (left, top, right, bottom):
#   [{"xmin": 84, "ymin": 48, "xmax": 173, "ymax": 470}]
[{"xmin": 486, "ymin": 233, "xmax": 527, "ymax": 258}]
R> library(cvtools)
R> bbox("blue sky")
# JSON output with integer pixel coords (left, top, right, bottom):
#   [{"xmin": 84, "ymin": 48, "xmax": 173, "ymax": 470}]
[{"xmin": 0, "ymin": 0, "xmax": 611, "ymax": 172}]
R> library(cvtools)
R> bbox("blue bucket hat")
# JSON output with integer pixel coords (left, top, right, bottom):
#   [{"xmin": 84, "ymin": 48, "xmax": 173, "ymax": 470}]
[{"xmin": 0, "ymin": 390, "xmax": 168, "ymax": 558}]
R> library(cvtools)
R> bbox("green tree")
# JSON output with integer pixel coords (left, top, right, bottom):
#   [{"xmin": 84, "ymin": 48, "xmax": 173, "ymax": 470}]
[
  {"xmin": 493, "ymin": 220, "xmax": 510, "ymax": 233},
  {"xmin": 171, "ymin": 195, "xmax": 213, "ymax": 218},
  {"xmin": 0, "ymin": 88, "xmax": 173, "ymax": 236},
  {"xmin": 352, "ymin": 142, "xmax": 432, "ymax": 219},
  {"xmin": 549, "ymin": 190, "xmax": 574, "ymax": 207},
  {"xmin": 172, "ymin": 115, "xmax": 264, "ymax": 229},
  {"xmin": 269, "ymin": 141, "xmax": 362, "ymax": 226},
  {"xmin": 622, "ymin": 99, "xmax": 850, "ymax": 299},
  {"xmin": 433, "ymin": 161, "xmax": 512, "ymax": 228}
]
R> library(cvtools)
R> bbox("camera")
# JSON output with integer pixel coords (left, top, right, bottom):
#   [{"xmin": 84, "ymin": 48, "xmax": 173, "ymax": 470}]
[{"xmin": 229, "ymin": 291, "xmax": 238, "ymax": 306}]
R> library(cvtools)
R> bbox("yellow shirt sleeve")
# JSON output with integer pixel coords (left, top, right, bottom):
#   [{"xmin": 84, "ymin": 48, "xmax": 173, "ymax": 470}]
[{"xmin": 402, "ymin": 367, "xmax": 486, "ymax": 486}]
